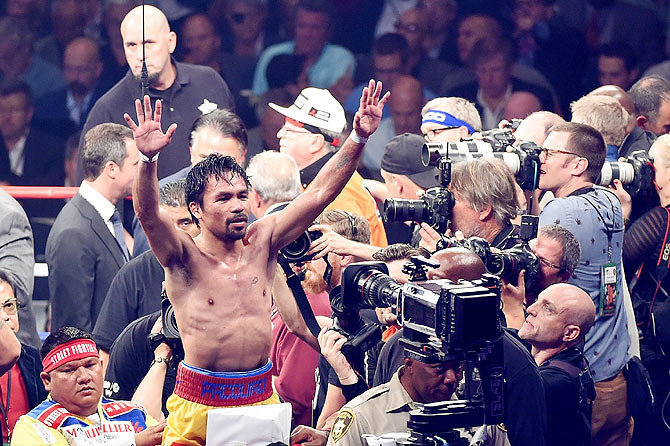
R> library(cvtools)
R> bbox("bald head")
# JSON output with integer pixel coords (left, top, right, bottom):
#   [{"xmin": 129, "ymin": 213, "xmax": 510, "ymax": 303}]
[
  {"xmin": 588, "ymin": 85, "xmax": 636, "ymax": 134},
  {"xmin": 514, "ymin": 111, "xmax": 565, "ymax": 146},
  {"xmin": 550, "ymin": 283, "xmax": 596, "ymax": 337},
  {"xmin": 391, "ymin": 75, "xmax": 424, "ymax": 134},
  {"xmin": 503, "ymin": 91, "xmax": 542, "ymax": 121},
  {"xmin": 427, "ymin": 248, "xmax": 486, "ymax": 281},
  {"xmin": 120, "ymin": 5, "xmax": 176, "ymax": 89}
]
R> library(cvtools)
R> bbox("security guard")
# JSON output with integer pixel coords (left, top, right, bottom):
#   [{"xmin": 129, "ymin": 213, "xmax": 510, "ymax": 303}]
[{"xmin": 327, "ymin": 357, "xmax": 461, "ymax": 446}]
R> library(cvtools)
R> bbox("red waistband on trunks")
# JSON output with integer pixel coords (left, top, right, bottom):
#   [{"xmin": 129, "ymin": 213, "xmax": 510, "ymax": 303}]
[{"xmin": 174, "ymin": 362, "xmax": 273, "ymax": 406}]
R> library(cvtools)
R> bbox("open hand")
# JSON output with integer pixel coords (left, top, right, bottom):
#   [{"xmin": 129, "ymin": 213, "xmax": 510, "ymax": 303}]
[
  {"xmin": 353, "ymin": 79, "xmax": 390, "ymax": 138},
  {"xmin": 124, "ymin": 95, "xmax": 177, "ymax": 159}
]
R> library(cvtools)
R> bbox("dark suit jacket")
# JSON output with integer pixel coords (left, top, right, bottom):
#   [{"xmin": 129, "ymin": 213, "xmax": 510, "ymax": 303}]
[
  {"xmin": 46, "ymin": 193, "xmax": 126, "ymax": 332},
  {"xmin": 446, "ymin": 77, "xmax": 555, "ymax": 118},
  {"xmin": 33, "ymin": 83, "xmax": 108, "ymax": 140},
  {"xmin": 17, "ymin": 344, "xmax": 47, "ymax": 409},
  {"xmin": 0, "ymin": 129, "xmax": 65, "ymax": 187}
]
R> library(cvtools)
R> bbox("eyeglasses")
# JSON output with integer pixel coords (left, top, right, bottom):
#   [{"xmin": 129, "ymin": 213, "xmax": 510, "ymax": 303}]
[
  {"xmin": 281, "ymin": 126, "xmax": 312, "ymax": 136},
  {"xmin": 539, "ymin": 147, "xmax": 583, "ymax": 161},
  {"xmin": 538, "ymin": 256, "xmax": 563, "ymax": 271},
  {"xmin": 1, "ymin": 298, "xmax": 20, "ymax": 316},
  {"xmin": 423, "ymin": 126, "xmax": 459, "ymax": 141}
]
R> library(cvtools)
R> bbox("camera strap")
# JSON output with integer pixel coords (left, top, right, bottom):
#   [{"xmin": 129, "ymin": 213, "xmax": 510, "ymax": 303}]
[
  {"xmin": 630, "ymin": 206, "xmax": 670, "ymax": 329},
  {"xmin": 277, "ymin": 259, "xmax": 322, "ymax": 339}
]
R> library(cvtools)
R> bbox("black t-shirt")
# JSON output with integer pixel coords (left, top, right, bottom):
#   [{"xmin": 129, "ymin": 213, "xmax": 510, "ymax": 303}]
[
  {"xmin": 104, "ymin": 311, "xmax": 177, "ymax": 415},
  {"xmin": 92, "ymin": 251, "xmax": 165, "ymax": 351},
  {"xmin": 374, "ymin": 328, "xmax": 547, "ymax": 446},
  {"xmin": 539, "ymin": 347, "xmax": 593, "ymax": 446}
]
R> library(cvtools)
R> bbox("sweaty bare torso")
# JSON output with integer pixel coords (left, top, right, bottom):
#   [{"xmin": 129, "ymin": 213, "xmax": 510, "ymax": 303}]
[{"xmin": 165, "ymin": 226, "xmax": 276, "ymax": 372}]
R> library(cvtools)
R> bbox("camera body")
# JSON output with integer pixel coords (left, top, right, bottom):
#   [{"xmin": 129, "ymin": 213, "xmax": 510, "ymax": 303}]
[
  {"xmin": 597, "ymin": 150, "xmax": 655, "ymax": 199},
  {"xmin": 279, "ymin": 228, "xmax": 323, "ymax": 263},
  {"xmin": 383, "ymin": 186, "xmax": 454, "ymax": 233}
]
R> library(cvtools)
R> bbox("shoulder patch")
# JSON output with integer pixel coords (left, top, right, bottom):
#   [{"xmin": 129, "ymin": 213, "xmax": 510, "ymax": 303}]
[{"xmin": 331, "ymin": 409, "xmax": 355, "ymax": 443}]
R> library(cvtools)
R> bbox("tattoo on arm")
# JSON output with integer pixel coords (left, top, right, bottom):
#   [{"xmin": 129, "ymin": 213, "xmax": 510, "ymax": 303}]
[
  {"xmin": 251, "ymin": 277, "xmax": 259, "ymax": 285},
  {"xmin": 334, "ymin": 150, "xmax": 355, "ymax": 173}
]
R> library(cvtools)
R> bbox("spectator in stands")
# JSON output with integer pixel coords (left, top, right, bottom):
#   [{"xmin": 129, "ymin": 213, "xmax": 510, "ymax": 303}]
[
  {"xmin": 513, "ymin": 110, "xmax": 565, "ymax": 146},
  {"xmin": 512, "ymin": 0, "xmax": 587, "ymax": 111},
  {"xmin": 362, "ymin": 76, "xmax": 424, "ymax": 175},
  {"xmin": 180, "ymin": 14, "xmax": 222, "ymax": 72},
  {"xmin": 247, "ymin": 88, "xmax": 293, "ymax": 154},
  {"xmin": 98, "ymin": 0, "xmax": 136, "ymax": 86},
  {"xmin": 0, "ymin": 16, "xmax": 66, "ymax": 99},
  {"xmin": 3, "ymin": 0, "xmax": 49, "ymax": 38},
  {"xmin": 93, "ymin": 179, "xmax": 198, "ymax": 368},
  {"xmin": 597, "ymin": 42, "xmax": 639, "ymax": 91},
  {"xmin": 346, "ymin": 33, "xmax": 432, "ymax": 119},
  {"xmin": 503, "ymin": 91, "xmax": 543, "ymax": 121},
  {"xmin": 0, "ymin": 82, "xmax": 65, "ymax": 186},
  {"xmin": 34, "ymin": 0, "xmax": 88, "ymax": 68},
  {"xmin": 571, "ymin": 94, "xmax": 628, "ymax": 161},
  {"xmin": 252, "ymin": 0, "xmax": 355, "ymax": 96},
  {"xmin": 417, "ymin": 0, "xmax": 458, "ymax": 63},
  {"xmin": 0, "ymin": 189, "xmax": 40, "ymax": 348},
  {"xmin": 47, "ymin": 123, "xmax": 137, "ymax": 333},
  {"xmin": 0, "ymin": 271, "xmax": 47, "ymax": 444},
  {"xmin": 272, "ymin": 87, "xmax": 388, "ymax": 247},
  {"xmin": 446, "ymin": 37, "xmax": 554, "ymax": 130},
  {"xmin": 215, "ymin": 0, "xmax": 272, "ymax": 58},
  {"xmin": 391, "ymin": 8, "xmax": 452, "ymax": 96},
  {"xmin": 34, "ymin": 37, "xmax": 107, "ymax": 141},
  {"xmin": 81, "ymin": 4, "xmax": 234, "ymax": 180}
]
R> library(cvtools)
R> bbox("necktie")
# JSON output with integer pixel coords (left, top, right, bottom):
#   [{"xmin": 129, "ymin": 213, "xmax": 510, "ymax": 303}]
[{"xmin": 110, "ymin": 209, "xmax": 129, "ymax": 262}]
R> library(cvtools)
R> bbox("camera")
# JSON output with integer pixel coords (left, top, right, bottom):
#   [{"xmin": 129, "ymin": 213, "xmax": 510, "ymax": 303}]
[
  {"xmin": 384, "ymin": 154, "xmax": 454, "ymax": 233},
  {"xmin": 339, "ymin": 259, "xmax": 505, "ymax": 437},
  {"xmin": 279, "ymin": 229, "xmax": 323, "ymax": 263},
  {"xmin": 596, "ymin": 150, "xmax": 655, "ymax": 199},
  {"xmin": 422, "ymin": 141, "xmax": 542, "ymax": 191},
  {"xmin": 146, "ymin": 290, "xmax": 184, "ymax": 364},
  {"xmin": 267, "ymin": 201, "xmax": 323, "ymax": 263}
]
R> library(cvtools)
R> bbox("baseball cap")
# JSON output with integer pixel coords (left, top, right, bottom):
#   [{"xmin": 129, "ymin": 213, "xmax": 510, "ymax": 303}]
[
  {"xmin": 269, "ymin": 87, "xmax": 346, "ymax": 134},
  {"xmin": 381, "ymin": 133, "xmax": 440, "ymax": 190}
]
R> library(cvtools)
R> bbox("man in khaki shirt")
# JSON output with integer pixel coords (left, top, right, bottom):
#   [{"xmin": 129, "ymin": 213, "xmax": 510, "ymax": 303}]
[{"xmin": 327, "ymin": 358, "xmax": 461, "ymax": 446}]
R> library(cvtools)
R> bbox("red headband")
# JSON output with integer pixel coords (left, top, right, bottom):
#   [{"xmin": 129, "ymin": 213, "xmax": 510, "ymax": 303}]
[{"xmin": 42, "ymin": 339, "xmax": 99, "ymax": 373}]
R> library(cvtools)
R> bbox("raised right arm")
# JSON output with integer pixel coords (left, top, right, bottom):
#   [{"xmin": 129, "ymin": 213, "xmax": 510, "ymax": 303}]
[{"xmin": 126, "ymin": 96, "xmax": 185, "ymax": 267}]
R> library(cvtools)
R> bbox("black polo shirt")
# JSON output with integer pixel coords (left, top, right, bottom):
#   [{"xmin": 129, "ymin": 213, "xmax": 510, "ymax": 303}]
[
  {"xmin": 80, "ymin": 60, "xmax": 234, "ymax": 179},
  {"xmin": 540, "ymin": 346, "xmax": 594, "ymax": 446}
]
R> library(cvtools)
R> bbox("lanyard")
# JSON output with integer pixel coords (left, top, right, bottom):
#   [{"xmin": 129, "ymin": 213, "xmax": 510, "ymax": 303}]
[{"xmin": 0, "ymin": 371, "xmax": 12, "ymax": 443}]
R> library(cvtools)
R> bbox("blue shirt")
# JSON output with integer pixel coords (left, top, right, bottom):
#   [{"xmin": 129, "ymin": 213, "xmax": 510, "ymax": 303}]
[
  {"xmin": 540, "ymin": 187, "xmax": 630, "ymax": 382},
  {"xmin": 252, "ymin": 42, "xmax": 355, "ymax": 95}
]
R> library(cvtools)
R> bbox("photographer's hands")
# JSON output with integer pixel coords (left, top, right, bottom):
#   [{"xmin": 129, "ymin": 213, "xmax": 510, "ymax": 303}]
[
  {"xmin": 318, "ymin": 326, "xmax": 358, "ymax": 385},
  {"xmin": 306, "ymin": 224, "xmax": 378, "ymax": 260},
  {"xmin": 501, "ymin": 270, "xmax": 527, "ymax": 330}
]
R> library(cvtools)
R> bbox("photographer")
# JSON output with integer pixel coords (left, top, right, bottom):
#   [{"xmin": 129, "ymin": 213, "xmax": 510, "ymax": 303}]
[
  {"xmin": 502, "ymin": 224, "xmax": 581, "ymax": 330},
  {"xmin": 419, "ymin": 158, "xmax": 521, "ymax": 252},
  {"xmin": 518, "ymin": 283, "xmax": 597, "ymax": 446},
  {"xmin": 420, "ymin": 97, "xmax": 481, "ymax": 143},
  {"xmin": 538, "ymin": 122, "xmax": 632, "ymax": 445},
  {"xmin": 374, "ymin": 248, "xmax": 548, "ymax": 446},
  {"xmin": 623, "ymin": 134, "xmax": 670, "ymax": 440}
]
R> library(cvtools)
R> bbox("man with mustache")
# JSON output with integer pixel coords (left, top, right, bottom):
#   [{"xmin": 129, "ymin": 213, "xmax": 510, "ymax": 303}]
[
  {"xmin": 129, "ymin": 80, "xmax": 388, "ymax": 446},
  {"xmin": 11, "ymin": 327, "xmax": 164, "ymax": 446},
  {"xmin": 81, "ymin": 5, "xmax": 234, "ymax": 180}
]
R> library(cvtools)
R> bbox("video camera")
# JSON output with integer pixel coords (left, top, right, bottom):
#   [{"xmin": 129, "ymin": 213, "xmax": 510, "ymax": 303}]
[
  {"xmin": 596, "ymin": 150, "xmax": 655, "ymax": 200},
  {"xmin": 383, "ymin": 157, "xmax": 454, "ymax": 233},
  {"xmin": 337, "ymin": 258, "xmax": 505, "ymax": 438}
]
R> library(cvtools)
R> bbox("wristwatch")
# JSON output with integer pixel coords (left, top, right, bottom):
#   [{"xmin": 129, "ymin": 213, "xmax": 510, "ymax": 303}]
[{"xmin": 151, "ymin": 357, "xmax": 170, "ymax": 367}]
